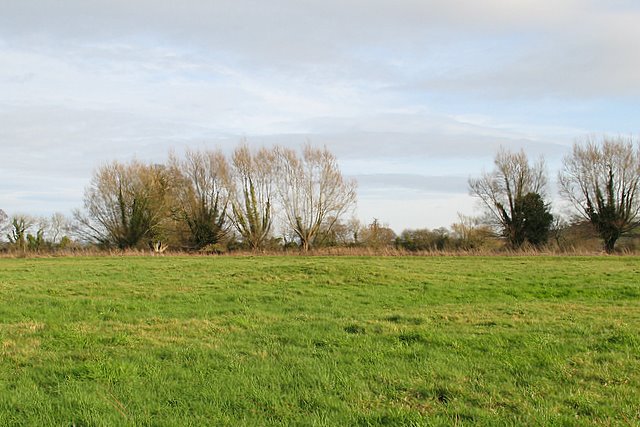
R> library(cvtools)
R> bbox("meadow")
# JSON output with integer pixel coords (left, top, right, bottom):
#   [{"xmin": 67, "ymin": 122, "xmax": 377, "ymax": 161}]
[{"xmin": 0, "ymin": 256, "xmax": 638, "ymax": 426}]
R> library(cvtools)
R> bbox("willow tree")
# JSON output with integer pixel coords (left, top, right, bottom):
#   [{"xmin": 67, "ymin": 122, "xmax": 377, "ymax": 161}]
[
  {"xmin": 559, "ymin": 136, "xmax": 640, "ymax": 253},
  {"xmin": 469, "ymin": 148, "xmax": 551, "ymax": 248},
  {"xmin": 75, "ymin": 160, "xmax": 171, "ymax": 249},
  {"xmin": 228, "ymin": 145, "xmax": 276, "ymax": 250},
  {"xmin": 276, "ymin": 145, "xmax": 356, "ymax": 251},
  {"xmin": 169, "ymin": 149, "xmax": 230, "ymax": 250}
]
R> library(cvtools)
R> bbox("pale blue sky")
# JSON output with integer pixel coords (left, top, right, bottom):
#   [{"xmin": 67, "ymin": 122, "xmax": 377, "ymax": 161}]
[{"xmin": 1, "ymin": 0, "xmax": 638, "ymax": 231}]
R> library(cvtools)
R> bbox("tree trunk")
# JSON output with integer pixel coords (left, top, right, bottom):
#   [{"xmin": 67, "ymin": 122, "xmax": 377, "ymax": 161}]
[{"xmin": 603, "ymin": 235, "xmax": 618, "ymax": 254}]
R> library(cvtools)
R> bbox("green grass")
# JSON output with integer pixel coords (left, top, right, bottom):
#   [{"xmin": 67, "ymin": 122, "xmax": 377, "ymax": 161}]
[{"xmin": 0, "ymin": 256, "xmax": 639, "ymax": 426}]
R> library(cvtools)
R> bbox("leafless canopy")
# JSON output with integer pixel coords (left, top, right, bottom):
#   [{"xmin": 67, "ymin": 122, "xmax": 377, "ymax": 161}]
[
  {"xmin": 69, "ymin": 142, "xmax": 360, "ymax": 252},
  {"xmin": 227, "ymin": 144, "xmax": 276, "ymax": 250},
  {"xmin": 169, "ymin": 149, "xmax": 230, "ymax": 249},
  {"xmin": 74, "ymin": 160, "xmax": 171, "ymax": 249},
  {"xmin": 468, "ymin": 148, "xmax": 547, "ymax": 247},
  {"xmin": 276, "ymin": 145, "xmax": 357, "ymax": 251},
  {"xmin": 559, "ymin": 136, "xmax": 640, "ymax": 252}
]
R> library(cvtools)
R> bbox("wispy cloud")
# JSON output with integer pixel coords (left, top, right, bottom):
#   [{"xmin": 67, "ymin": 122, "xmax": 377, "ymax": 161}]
[{"xmin": 0, "ymin": 1, "xmax": 638, "ymax": 228}]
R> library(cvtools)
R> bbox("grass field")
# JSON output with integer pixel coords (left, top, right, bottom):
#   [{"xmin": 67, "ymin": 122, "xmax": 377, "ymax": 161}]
[{"xmin": 0, "ymin": 256, "xmax": 639, "ymax": 426}]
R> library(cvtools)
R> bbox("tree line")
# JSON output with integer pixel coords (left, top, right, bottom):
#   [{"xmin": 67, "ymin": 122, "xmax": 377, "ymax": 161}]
[
  {"xmin": 69, "ymin": 144, "xmax": 356, "ymax": 252},
  {"xmin": 1, "ymin": 136, "xmax": 639, "ymax": 254}
]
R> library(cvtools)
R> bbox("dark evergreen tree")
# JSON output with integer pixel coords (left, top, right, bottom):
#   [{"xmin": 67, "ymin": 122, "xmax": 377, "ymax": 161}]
[{"xmin": 516, "ymin": 192, "xmax": 553, "ymax": 247}]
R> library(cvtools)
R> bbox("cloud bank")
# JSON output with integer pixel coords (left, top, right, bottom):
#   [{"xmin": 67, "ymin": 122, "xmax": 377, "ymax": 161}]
[{"xmin": 1, "ymin": 1, "xmax": 638, "ymax": 229}]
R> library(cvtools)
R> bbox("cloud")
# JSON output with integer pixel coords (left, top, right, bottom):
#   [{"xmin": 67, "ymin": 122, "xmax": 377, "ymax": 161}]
[
  {"xmin": 355, "ymin": 174, "xmax": 469, "ymax": 194},
  {"xmin": 0, "ymin": 0, "xmax": 638, "ymax": 228},
  {"xmin": 2, "ymin": 0, "xmax": 639, "ymax": 101},
  {"xmin": 357, "ymin": 191, "xmax": 477, "ymax": 232}
]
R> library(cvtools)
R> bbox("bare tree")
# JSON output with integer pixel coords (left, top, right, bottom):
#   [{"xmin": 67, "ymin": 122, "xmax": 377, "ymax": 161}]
[
  {"xmin": 228, "ymin": 144, "xmax": 276, "ymax": 250},
  {"xmin": 276, "ymin": 145, "xmax": 357, "ymax": 251},
  {"xmin": 74, "ymin": 160, "xmax": 171, "ymax": 249},
  {"xmin": 6, "ymin": 215, "xmax": 34, "ymax": 251},
  {"xmin": 169, "ymin": 149, "xmax": 230, "ymax": 250},
  {"xmin": 313, "ymin": 216, "xmax": 362, "ymax": 247},
  {"xmin": 359, "ymin": 218, "xmax": 396, "ymax": 249},
  {"xmin": 559, "ymin": 136, "xmax": 640, "ymax": 253},
  {"xmin": 46, "ymin": 212, "xmax": 72, "ymax": 245},
  {"xmin": 2, "ymin": 214, "xmax": 71, "ymax": 251},
  {"xmin": 450, "ymin": 213, "xmax": 493, "ymax": 250},
  {"xmin": 469, "ymin": 148, "xmax": 549, "ymax": 248}
]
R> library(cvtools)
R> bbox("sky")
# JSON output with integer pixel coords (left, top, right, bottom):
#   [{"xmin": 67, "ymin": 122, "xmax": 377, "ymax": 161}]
[{"xmin": 1, "ymin": 0, "xmax": 639, "ymax": 232}]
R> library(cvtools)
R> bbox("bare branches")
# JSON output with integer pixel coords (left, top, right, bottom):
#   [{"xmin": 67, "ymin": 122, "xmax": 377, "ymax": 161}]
[
  {"xmin": 559, "ymin": 136, "xmax": 640, "ymax": 252},
  {"xmin": 169, "ymin": 149, "xmax": 230, "ymax": 249},
  {"xmin": 469, "ymin": 148, "xmax": 550, "ymax": 248},
  {"xmin": 227, "ymin": 144, "xmax": 275, "ymax": 250},
  {"xmin": 275, "ymin": 145, "xmax": 357, "ymax": 251},
  {"xmin": 76, "ymin": 160, "xmax": 171, "ymax": 249},
  {"xmin": 72, "ymin": 142, "xmax": 357, "ymax": 252}
]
